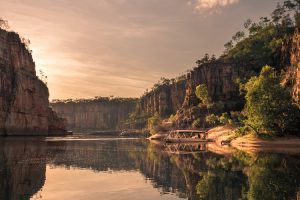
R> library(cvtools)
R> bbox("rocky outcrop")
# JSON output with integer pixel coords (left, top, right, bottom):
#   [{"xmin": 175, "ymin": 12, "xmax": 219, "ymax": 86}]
[
  {"xmin": 48, "ymin": 107, "xmax": 67, "ymax": 135},
  {"xmin": 138, "ymin": 79, "xmax": 186, "ymax": 117},
  {"xmin": 51, "ymin": 98, "xmax": 137, "ymax": 131},
  {"xmin": 138, "ymin": 60, "xmax": 241, "ymax": 128},
  {"xmin": 183, "ymin": 61, "xmax": 240, "ymax": 108},
  {"xmin": 0, "ymin": 29, "xmax": 65, "ymax": 135},
  {"xmin": 290, "ymin": 29, "xmax": 300, "ymax": 107}
]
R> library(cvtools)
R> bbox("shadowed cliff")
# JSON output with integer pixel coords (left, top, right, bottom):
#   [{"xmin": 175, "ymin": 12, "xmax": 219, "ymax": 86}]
[
  {"xmin": 0, "ymin": 28, "xmax": 65, "ymax": 135},
  {"xmin": 51, "ymin": 97, "xmax": 138, "ymax": 131}
]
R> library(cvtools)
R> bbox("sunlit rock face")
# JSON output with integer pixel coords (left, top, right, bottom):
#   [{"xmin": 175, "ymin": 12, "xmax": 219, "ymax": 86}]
[
  {"xmin": 290, "ymin": 29, "xmax": 300, "ymax": 107},
  {"xmin": 0, "ymin": 29, "xmax": 65, "ymax": 135},
  {"xmin": 138, "ymin": 79, "xmax": 186, "ymax": 117},
  {"xmin": 184, "ymin": 61, "xmax": 240, "ymax": 107},
  {"xmin": 51, "ymin": 99, "xmax": 137, "ymax": 131},
  {"xmin": 0, "ymin": 138, "xmax": 46, "ymax": 199},
  {"xmin": 138, "ymin": 60, "xmax": 241, "ymax": 121}
]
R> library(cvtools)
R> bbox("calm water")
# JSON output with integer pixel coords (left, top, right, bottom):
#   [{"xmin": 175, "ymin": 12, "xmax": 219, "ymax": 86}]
[{"xmin": 0, "ymin": 136, "xmax": 300, "ymax": 200}]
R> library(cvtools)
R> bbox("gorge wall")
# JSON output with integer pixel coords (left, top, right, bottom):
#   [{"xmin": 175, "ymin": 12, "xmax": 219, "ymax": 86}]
[
  {"xmin": 290, "ymin": 29, "xmax": 300, "ymax": 107},
  {"xmin": 138, "ymin": 79, "xmax": 186, "ymax": 117},
  {"xmin": 51, "ymin": 98, "xmax": 137, "ymax": 131},
  {"xmin": 0, "ymin": 29, "xmax": 65, "ymax": 135},
  {"xmin": 138, "ymin": 61, "xmax": 241, "ymax": 118}
]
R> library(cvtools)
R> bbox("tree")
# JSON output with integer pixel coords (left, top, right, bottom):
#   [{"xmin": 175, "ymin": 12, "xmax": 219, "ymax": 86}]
[
  {"xmin": 232, "ymin": 31, "xmax": 245, "ymax": 43},
  {"xmin": 39, "ymin": 70, "xmax": 48, "ymax": 85},
  {"xmin": 205, "ymin": 114, "xmax": 219, "ymax": 126},
  {"xmin": 196, "ymin": 53, "xmax": 211, "ymax": 66},
  {"xmin": 195, "ymin": 84, "xmax": 212, "ymax": 106},
  {"xmin": 244, "ymin": 65, "xmax": 300, "ymax": 135},
  {"xmin": 147, "ymin": 112, "xmax": 161, "ymax": 135},
  {"xmin": 0, "ymin": 18, "xmax": 9, "ymax": 30},
  {"xmin": 224, "ymin": 40, "xmax": 234, "ymax": 54}
]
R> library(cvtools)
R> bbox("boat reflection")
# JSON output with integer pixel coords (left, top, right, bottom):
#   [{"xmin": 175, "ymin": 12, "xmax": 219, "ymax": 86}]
[{"xmin": 163, "ymin": 142, "xmax": 207, "ymax": 155}]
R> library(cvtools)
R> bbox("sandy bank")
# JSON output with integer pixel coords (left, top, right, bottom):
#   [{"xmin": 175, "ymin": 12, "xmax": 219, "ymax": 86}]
[{"xmin": 207, "ymin": 125, "xmax": 300, "ymax": 154}]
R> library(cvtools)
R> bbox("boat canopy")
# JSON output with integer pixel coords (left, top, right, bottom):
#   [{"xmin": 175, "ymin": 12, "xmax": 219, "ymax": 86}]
[{"xmin": 170, "ymin": 130, "xmax": 206, "ymax": 134}]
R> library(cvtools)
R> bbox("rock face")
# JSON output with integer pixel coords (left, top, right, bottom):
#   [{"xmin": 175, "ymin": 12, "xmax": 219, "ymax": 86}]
[
  {"xmin": 0, "ymin": 29, "xmax": 65, "ymax": 135},
  {"xmin": 51, "ymin": 98, "xmax": 137, "ymax": 131},
  {"xmin": 139, "ymin": 61, "xmax": 241, "ymax": 120},
  {"xmin": 138, "ymin": 79, "xmax": 186, "ymax": 117},
  {"xmin": 290, "ymin": 29, "xmax": 300, "ymax": 107},
  {"xmin": 184, "ymin": 61, "xmax": 240, "ymax": 107}
]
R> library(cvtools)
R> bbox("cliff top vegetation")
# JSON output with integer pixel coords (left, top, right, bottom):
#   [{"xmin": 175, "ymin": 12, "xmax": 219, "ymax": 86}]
[{"xmin": 51, "ymin": 96, "xmax": 138, "ymax": 104}]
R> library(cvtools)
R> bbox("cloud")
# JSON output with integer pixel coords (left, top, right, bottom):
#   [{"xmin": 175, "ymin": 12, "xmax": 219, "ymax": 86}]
[{"xmin": 190, "ymin": 0, "xmax": 239, "ymax": 11}]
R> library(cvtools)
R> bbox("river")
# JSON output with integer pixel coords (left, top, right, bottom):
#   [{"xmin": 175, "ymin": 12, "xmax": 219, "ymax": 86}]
[{"xmin": 0, "ymin": 135, "xmax": 299, "ymax": 200}]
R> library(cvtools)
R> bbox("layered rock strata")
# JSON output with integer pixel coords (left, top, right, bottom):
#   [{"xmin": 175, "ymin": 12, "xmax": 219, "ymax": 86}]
[
  {"xmin": 0, "ymin": 29, "xmax": 65, "ymax": 135},
  {"xmin": 51, "ymin": 98, "xmax": 137, "ymax": 131}
]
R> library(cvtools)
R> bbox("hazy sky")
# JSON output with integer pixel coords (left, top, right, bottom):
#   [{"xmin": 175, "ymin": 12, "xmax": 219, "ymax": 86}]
[{"xmin": 0, "ymin": 0, "xmax": 284, "ymax": 100}]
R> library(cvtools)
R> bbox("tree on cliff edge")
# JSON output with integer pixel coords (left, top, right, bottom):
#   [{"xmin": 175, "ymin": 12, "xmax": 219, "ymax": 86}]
[
  {"xmin": 244, "ymin": 65, "xmax": 300, "ymax": 135},
  {"xmin": 0, "ymin": 18, "xmax": 9, "ymax": 30}
]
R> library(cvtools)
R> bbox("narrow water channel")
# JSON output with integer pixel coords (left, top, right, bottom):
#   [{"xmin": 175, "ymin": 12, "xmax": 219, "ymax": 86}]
[{"xmin": 0, "ymin": 135, "xmax": 299, "ymax": 200}]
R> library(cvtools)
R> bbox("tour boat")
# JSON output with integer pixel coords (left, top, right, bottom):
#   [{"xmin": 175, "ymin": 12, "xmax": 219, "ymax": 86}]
[{"xmin": 165, "ymin": 130, "xmax": 208, "ymax": 143}]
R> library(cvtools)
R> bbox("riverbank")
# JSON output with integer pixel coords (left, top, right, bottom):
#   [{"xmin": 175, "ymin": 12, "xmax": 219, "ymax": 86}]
[{"xmin": 207, "ymin": 125, "xmax": 300, "ymax": 154}]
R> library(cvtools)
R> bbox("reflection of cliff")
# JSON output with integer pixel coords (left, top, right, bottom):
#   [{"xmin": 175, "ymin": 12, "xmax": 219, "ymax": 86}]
[
  {"xmin": 131, "ymin": 142, "xmax": 188, "ymax": 195},
  {"xmin": 0, "ymin": 138, "xmax": 47, "ymax": 200},
  {"xmin": 1, "ymin": 138, "xmax": 299, "ymax": 200},
  {"xmin": 47, "ymin": 139, "xmax": 138, "ymax": 171},
  {"xmin": 51, "ymin": 98, "xmax": 137, "ymax": 131},
  {"xmin": 46, "ymin": 139, "xmax": 189, "ymax": 197}
]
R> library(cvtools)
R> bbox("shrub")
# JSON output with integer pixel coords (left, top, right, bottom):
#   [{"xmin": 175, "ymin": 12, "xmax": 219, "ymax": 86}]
[
  {"xmin": 192, "ymin": 118, "xmax": 202, "ymax": 128},
  {"xmin": 244, "ymin": 65, "xmax": 300, "ymax": 135},
  {"xmin": 147, "ymin": 112, "xmax": 161, "ymax": 135},
  {"xmin": 205, "ymin": 114, "xmax": 219, "ymax": 126}
]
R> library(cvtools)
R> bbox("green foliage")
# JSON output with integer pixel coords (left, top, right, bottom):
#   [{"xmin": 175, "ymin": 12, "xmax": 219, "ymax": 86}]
[
  {"xmin": 147, "ymin": 112, "xmax": 161, "ymax": 135},
  {"xmin": 205, "ymin": 114, "xmax": 219, "ymax": 126},
  {"xmin": 223, "ymin": 0, "xmax": 299, "ymax": 75},
  {"xmin": 51, "ymin": 96, "xmax": 138, "ymax": 104},
  {"xmin": 192, "ymin": 118, "xmax": 201, "ymax": 128},
  {"xmin": 246, "ymin": 154, "xmax": 300, "ymax": 200},
  {"xmin": 125, "ymin": 111, "xmax": 150, "ymax": 129},
  {"xmin": 0, "ymin": 18, "xmax": 9, "ymax": 30},
  {"xmin": 219, "ymin": 113, "xmax": 231, "ymax": 124},
  {"xmin": 195, "ymin": 53, "xmax": 216, "ymax": 66},
  {"xmin": 234, "ymin": 126, "xmax": 251, "ymax": 137},
  {"xmin": 244, "ymin": 65, "xmax": 300, "ymax": 135},
  {"xmin": 195, "ymin": 84, "xmax": 212, "ymax": 106}
]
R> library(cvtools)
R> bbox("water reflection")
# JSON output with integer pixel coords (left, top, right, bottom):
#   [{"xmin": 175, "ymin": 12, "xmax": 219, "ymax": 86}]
[
  {"xmin": 0, "ymin": 138, "xmax": 47, "ymax": 200},
  {"xmin": 0, "ymin": 136, "xmax": 299, "ymax": 200}
]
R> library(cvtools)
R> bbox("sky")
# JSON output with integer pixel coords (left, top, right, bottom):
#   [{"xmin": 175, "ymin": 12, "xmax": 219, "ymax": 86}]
[{"xmin": 0, "ymin": 0, "xmax": 284, "ymax": 100}]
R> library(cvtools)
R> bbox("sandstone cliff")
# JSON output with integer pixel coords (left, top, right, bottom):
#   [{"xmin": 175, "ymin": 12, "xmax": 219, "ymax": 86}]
[
  {"xmin": 138, "ymin": 60, "xmax": 242, "ymax": 128},
  {"xmin": 290, "ymin": 29, "xmax": 300, "ymax": 107},
  {"xmin": 183, "ymin": 61, "xmax": 240, "ymax": 108},
  {"xmin": 0, "ymin": 29, "xmax": 65, "ymax": 135},
  {"xmin": 138, "ymin": 79, "xmax": 186, "ymax": 117},
  {"xmin": 51, "ymin": 98, "xmax": 137, "ymax": 131}
]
